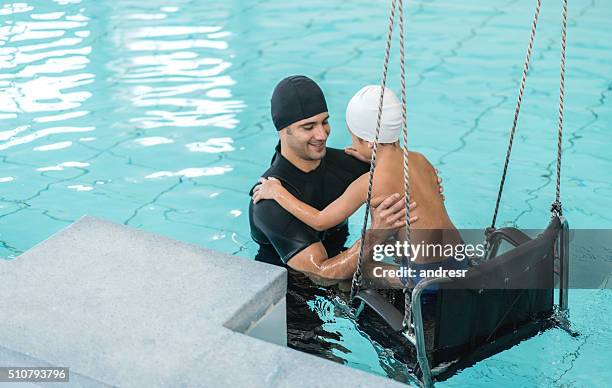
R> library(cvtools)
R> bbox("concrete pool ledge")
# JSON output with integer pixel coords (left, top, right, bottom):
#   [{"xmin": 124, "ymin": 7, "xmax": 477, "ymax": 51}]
[{"xmin": 0, "ymin": 216, "xmax": 405, "ymax": 387}]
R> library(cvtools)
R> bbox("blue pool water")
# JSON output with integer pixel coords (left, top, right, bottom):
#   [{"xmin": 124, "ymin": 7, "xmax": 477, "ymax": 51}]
[{"xmin": 1, "ymin": 0, "xmax": 610, "ymax": 385}]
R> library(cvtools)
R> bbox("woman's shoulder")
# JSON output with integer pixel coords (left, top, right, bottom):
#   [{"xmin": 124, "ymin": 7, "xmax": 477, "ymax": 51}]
[{"xmin": 408, "ymin": 151, "xmax": 435, "ymax": 171}]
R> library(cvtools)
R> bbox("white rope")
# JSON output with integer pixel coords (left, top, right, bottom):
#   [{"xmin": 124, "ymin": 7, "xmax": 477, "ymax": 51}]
[
  {"xmin": 553, "ymin": 0, "xmax": 567, "ymax": 216},
  {"xmin": 398, "ymin": 0, "xmax": 414, "ymax": 332},
  {"xmin": 489, "ymin": 0, "xmax": 542, "ymax": 232},
  {"xmin": 350, "ymin": 0, "xmax": 397, "ymax": 301}
]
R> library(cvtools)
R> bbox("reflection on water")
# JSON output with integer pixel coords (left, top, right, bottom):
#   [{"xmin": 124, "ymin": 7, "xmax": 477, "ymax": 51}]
[
  {"xmin": 112, "ymin": 22, "xmax": 243, "ymax": 131},
  {"xmin": 0, "ymin": 126, "xmax": 95, "ymax": 151},
  {"xmin": 133, "ymin": 136, "xmax": 173, "ymax": 146},
  {"xmin": 145, "ymin": 166, "xmax": 233, "ymax": 179},
  {"xmin": 0, "ymin": 2, "xmax": 94, "ymax": 160},
  {"xmin": 186, "ymin": 137, "xmax": 234, "ymax": 153},
  {"xmin": 0, "ymin": 0, "xmax": 247, "ymax": 260},
  {"xmin": 37, "ymin": 161, "xmax": 89, "ymax": 171}
]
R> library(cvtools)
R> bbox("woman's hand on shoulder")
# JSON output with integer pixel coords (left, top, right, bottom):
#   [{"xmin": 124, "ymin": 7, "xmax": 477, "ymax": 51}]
[
  {"xmin": 252, "ymin": 177, "xmax": 282, "ymax": 204},
  {"xmin": 344, "ymin": 146, "xmax": 370, "ymax": 163}
]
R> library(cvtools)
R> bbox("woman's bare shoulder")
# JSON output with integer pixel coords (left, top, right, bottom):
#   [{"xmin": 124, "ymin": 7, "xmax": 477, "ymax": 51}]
[{"xmin": 408, "ymin": 151, "xmax": 435, "ymax": 171}]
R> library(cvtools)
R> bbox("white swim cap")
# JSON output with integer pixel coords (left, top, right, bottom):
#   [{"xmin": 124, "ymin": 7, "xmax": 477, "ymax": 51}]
[{"xmin": 345, "ymin": 85, "xmax": 402, "ymax": 144}]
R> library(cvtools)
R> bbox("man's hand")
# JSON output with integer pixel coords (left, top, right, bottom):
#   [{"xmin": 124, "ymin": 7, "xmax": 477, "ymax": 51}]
[
  {"xmin": 435, "ymin": 168, "xmax": 445, "ymax": 201},
  {"xmin": 286, "ymin": 194, "xmax": 416, "ymax": 282},
  {"xmin": 371, "ymin": 193, "xmax": 416, "ymax": 229}
]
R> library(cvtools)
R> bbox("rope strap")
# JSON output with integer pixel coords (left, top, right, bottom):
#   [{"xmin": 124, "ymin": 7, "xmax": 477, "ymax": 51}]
[
  {"xmin": 398, "ymin": 0, "xmax": 414, "ymax": 332},
  {"xmin": 489, "ymin": 0, "xmax": 542, "ymax": 233},
  {"xmin": 350, "ymin": 0, "xmax": 397, "ymax": 301},
  {"xmin": 490, "ymin": 0, "xmax": 568, "ymax": 228},
  {"xmin": 553, "ymin": 0, "xmax": 568, "ymax": 217},
  {"xmin": 348, "ymin": 0, "xmax": 414, "ymax": 333}
]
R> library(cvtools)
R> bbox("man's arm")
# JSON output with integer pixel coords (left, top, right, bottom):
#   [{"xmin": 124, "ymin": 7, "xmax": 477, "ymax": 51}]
[{"xmin": 286, "ymin": 193, "xmax": 407, "ymax": 280}]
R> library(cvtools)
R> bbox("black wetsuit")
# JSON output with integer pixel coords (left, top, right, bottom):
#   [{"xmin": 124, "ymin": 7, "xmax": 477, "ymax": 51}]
[
  {"xmin": 248, "ymin": 144, "xmax": 368, "ymax": 357},
  {"xmin": 249, "ymin": 144, "xmax": 368, "ymax": 267}
]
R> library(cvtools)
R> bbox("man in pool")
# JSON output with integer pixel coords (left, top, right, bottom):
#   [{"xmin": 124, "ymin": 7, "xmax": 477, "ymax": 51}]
[
  {"xmin": 248, "ymin": 75, "xmax": 411, "ymax": 281},
  {"xmin": 251, "ymin": 85, "xmax": 465, "ymax": 288}
]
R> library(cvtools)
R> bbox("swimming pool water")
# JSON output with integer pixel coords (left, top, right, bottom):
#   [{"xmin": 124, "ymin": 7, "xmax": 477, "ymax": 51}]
[{"xmin": 1, "ymin": 0, "xmax": 610, "ymax": 385}]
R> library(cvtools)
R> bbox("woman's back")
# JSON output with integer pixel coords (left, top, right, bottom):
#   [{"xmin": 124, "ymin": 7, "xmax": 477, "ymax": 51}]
[{"xmin": 371, "ymin": 147, "xmax": 461, "ymax": 263}]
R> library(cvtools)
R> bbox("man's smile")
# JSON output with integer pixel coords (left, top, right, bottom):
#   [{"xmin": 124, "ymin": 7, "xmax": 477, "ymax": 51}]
[{"xmin": 309, "ymin": 141, "xmax": 325, "ymax": 152}]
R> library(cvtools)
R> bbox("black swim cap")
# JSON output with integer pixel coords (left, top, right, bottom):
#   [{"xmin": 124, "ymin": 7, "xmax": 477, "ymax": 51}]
[{"xmin": 271, "ymin": 75, "xmax": 328, "ymax": 130}]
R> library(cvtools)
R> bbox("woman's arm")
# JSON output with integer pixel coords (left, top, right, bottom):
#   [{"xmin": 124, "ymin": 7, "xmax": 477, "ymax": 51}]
[{"xmin": 252, "ymin": 174, "xmax": 370, "ymax": 231}]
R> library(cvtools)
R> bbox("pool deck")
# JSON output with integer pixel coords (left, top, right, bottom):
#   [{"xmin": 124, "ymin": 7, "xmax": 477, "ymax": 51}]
[{"xmin": 0, "ymin": 216, "xmax": 405, "ymax": 387}]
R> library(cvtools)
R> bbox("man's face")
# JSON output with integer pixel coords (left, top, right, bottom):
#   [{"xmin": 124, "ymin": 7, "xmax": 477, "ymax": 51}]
[{"xmin": 281, "ymin": 112, "xmax": 330, "ymax": 161}]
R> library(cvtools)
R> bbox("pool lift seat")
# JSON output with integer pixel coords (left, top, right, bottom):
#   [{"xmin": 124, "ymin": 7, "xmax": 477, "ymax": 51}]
[
  {"xmin": 350, "ymin": 0, "xmax": 571, "ymax": 385},
  {"xmin": 355, "ymin": 215, "xmax": 571, "ymax": 386}
]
